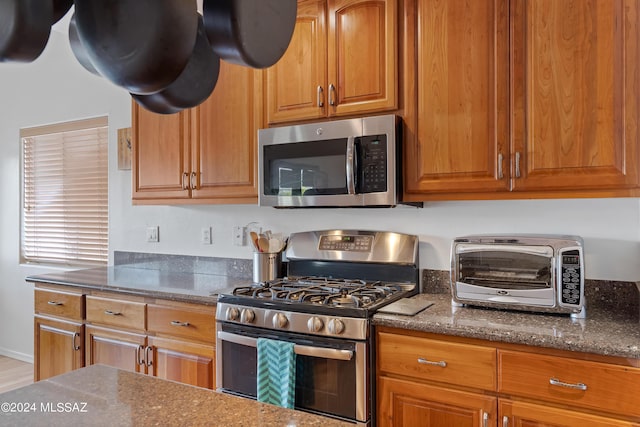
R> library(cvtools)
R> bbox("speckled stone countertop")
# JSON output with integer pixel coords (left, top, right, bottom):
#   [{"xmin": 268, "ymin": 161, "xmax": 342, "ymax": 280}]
[
  {"xmin": 26, "ymin": 266, "xmax": 252, "ymax": 305},
  {"xmin": 373, "ymin": 293, "xmax": 640, "ymax": 360},
  {"xmin": 0, "ymin": 365, "xmax": 353, "ymax": 427}
]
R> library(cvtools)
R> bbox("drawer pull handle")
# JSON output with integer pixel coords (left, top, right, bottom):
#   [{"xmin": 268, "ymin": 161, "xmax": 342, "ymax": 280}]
[
  {"xmin": 72, "ymin": 332, "xmax": 81, "ymax": 351},
  {"xmin": 170, "ymin": 320, "xmax": 190, "ymax": 327},
  {"xmin": 417, "ymin": 358, "xmax": 447, "ymax": 368},
  {"xmin": 104, "ymin": 310, "xmax": 122, "ymax": 316},
  {"xmin": 136, "ymin": 345, "xmax": 145, "ymax": 366},
  {"xmin": 145, "ymin": 346, "xmax": 153, "ymax": 367},
  {"xmin": 549, "ymin": 377, "xmax": 587, "ymax": 391},
  {"xmin": 47, "ymin": 301, "xmax": 63, "ymax": 306},
  {"xmin": 482, "ymin": 411, "xmax": 488, "ymax": 427},
  {"xmin": 502, "ymin": 416, "xmax": 509, "ymax": 427}
]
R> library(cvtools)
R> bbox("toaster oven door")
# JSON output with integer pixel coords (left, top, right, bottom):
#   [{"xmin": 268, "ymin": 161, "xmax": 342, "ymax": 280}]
[{"xmin": 453, "ymin": 244, "xmax": 557, "ymax": 307}]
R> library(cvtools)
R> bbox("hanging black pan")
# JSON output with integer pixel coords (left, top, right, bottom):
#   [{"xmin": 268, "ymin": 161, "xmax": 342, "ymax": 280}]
[
  {"xmin": 133, "ymin": 16, "xmax": 220, "ymax": 114},
  {"xmin": 73, "ymin": 0, "xmax": 198, "ymax": 95},
  {"xmin": 202, "ymin": 0, "xmax": 297, "ymax": 69},
  {"xmin": 52, "ymin": 0, "xmax": 73, "ymax": 24},
  {"xmin": 68, "ymin": 12, "xmax": 100, "ymax": 76},
  {"xmin": 0, "ymin": 0, "xmax": 53, "ymax": 62}
]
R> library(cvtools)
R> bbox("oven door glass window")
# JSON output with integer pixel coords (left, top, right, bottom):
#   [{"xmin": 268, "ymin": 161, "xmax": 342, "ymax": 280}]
[
  {"xmin": 219, "ymin": 324, "xmax": 358, "ymax": 421},
  {"xmin": 263, "ymin": 138, "xmax": 348, "ymax": 197}
]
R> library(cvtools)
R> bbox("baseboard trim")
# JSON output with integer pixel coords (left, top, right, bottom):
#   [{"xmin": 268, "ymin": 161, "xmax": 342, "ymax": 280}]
[{"xmin": 0, "ymin": 348, "xmax": 33, "ymax": 364}]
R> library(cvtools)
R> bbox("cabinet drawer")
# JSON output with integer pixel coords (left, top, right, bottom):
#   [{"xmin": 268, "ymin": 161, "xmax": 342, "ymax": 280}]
[
  {"xmin": 34, "ymin": 288, "xmax": 84, "ymax": 320},
  {"xmin": 147, "ymin": 305, "xmax": 215, "ymax": 343},
  {"xmin": 377, "ymin": 331, "xmax": 497, "ymax": 391},
  {"xmin": 86, "ymin": 296, "xmax": 146, "ymax": 330},
  {"xmin": 498, "ymin": 350, "xmax": 640, "ymax": 417}
]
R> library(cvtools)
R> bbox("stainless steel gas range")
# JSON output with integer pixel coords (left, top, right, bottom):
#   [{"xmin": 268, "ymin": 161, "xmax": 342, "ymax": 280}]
[{"xmin": 215, "ymin": 230, "xmax": 419, "ymax": 426}]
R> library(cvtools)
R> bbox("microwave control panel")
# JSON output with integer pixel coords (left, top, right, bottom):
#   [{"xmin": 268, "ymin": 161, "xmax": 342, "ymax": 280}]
[
  {"xmin": 357, "ymin": 135, "xmax": 387, "ymax": 193},
  {"xmin": 559, "ymin": 249, "xmax": 582, "ymax": 306}
]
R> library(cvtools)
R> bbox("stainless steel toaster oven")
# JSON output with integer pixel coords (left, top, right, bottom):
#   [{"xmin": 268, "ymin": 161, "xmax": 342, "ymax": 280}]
[{"xmin": 451, "ymin": 234, "xmax": 585, "ymax": 317}]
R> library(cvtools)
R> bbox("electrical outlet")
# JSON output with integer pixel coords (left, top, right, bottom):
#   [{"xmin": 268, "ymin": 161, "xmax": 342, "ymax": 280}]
[
  {"xmin": 233, "ymin": 226, "xmax": 246, "ymax": 246},
  {"xmin": 146, "ymin": 226, "xmax": 159, "ymax": 243},
  {"xmin": 201, "ymin": 227, "xmax": 212, "ymax": 245}
]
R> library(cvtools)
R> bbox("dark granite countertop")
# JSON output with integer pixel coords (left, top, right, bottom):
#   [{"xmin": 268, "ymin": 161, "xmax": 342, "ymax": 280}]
[
  {"xmin": 373, "ymin": 293, "xmax": 640, "ymax": 360},
  {"xmin": 26, "ymin": 266, "xmax": 252, "ymax": 305},
  {"xmin": 27, "ymin": 266, "xmax": 640, "ymax": 360},
  {"xmin": 0, "ymin": 365, "xmax": 352, "ymax": 427}
]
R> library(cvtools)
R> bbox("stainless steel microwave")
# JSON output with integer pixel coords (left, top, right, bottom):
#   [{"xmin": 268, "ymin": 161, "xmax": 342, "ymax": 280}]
[
  {"xmin": 258, "ymin": 115, "xmax": 402, "ymax": 207},
  {"xmin": 451, "ymin": 234, "xmax": 586, "ymax": 318}
]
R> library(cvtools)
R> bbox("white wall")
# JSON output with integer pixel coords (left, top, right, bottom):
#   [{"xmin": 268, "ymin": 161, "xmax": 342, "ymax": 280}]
[
  {"xmin": 0, "ymin": 30, "xmax": 131, "ymax": 362},
  {"xmin": 2, "ymin": 29, "xmax": 640, "ymax": 362}
]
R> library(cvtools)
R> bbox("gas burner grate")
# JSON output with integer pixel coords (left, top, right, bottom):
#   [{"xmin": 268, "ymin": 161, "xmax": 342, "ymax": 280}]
[{"xmin": 232, "ymin": 276, "xmax": 404, "ymax": 308}]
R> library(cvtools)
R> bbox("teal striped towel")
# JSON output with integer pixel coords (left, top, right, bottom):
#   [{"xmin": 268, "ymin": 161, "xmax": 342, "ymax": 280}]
[{"xmin": 256, "ymin": 338, "xmax": 296, "ymax": 409}]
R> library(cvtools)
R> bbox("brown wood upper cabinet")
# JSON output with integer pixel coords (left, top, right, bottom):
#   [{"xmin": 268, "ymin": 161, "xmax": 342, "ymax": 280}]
[
  {"xmin": 403, "ymin": 0, "xmax": 640, "ymax": 201},
  {"xmin": 132, "ymin": 62, "xmax": 262, "ymax": 204},
  {"xmin": 265, "ymin": 0, "xmax": 397, "ymax": 124}
]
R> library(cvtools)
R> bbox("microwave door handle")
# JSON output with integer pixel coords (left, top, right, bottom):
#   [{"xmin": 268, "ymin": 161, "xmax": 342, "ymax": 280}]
[
  {"xmin": 217, "ymin": 330, "xmax": 353, "ymax": 361},
  {"xmin": 346, "ymin": 136, "xmax": 356, "ymax": 195}
]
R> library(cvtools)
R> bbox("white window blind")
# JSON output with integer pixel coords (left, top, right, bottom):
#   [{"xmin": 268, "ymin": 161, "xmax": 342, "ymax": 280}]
[{"xmin": 21, "ymin": 117, "xmax": 109, "ymax": 266}]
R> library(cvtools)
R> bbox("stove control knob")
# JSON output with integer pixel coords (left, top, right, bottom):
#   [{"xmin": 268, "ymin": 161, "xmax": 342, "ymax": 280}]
[
  {"xmin": 272, "ymin": 313, "xmax": 289, "ymax": 329},
  {"xmin": 226, "ymin": 307, "xmax": 240, "ymax": 321},
  {"xmin": 328, "ymin": 318, "xmax": 345, "ymax": 335},
  {"xmin": 241, "ymin": 309, "xmax": 255, "ymax": 324},
  {"xmin": 307, "ymin": 316, "xmax": 324, "ymax": 333}
]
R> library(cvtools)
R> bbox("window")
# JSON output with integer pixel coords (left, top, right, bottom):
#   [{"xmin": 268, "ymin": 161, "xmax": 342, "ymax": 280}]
[{"xmin": 21, "ymin": 117, "xmax": 108, "ymax": 266}]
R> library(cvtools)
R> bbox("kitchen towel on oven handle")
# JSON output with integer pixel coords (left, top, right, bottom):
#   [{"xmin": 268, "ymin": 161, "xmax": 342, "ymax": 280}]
[{"xmin": 257, "ymin": 338, "xmax": 296, "ymax": 409}]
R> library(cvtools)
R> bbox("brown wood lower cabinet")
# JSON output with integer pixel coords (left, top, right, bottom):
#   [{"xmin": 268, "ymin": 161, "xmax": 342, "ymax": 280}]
[
  {"xmin": 33, "ymin": 284, "xmax": 216, "ymax": 390},
  {"xmin": 85, "ymin": 325, "xmax": 146, "ymax": 373},
  {"xmin": 376, "ymin": 327, "xmax": 640, "ymax": 427},
  {"xmin": 34, "ymin": 316, "xmax": 83, "ymax": 381},
  {"xmin": 378, "ymin": 376, "xmax": 496, "ymax": 427},
  {"xmin": 499, "ymin": 399, "xmax": 638, "ymax": 427},
  {"xmin": 83, "ymin": 295, "xmax": 217, "ymax": 390},
  {"xmin": 148, "ymin": 336, "xmax": 215, "ymax": 389}
]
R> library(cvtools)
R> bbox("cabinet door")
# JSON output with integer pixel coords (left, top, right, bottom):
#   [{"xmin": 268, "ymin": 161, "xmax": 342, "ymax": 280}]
[
  {"xmin": 378, "ymin": 376, "xmax": 497, "ymax": 427},
  {"xmin": 511, "ymin": 0, "xmax": 639, "ymax": 192},
  {"xmin": 266, "ymin": 0, "xmax": 327, "ymax": 124},
  {"xmin": 328, "ymin": 0, "xmax": 397, "ymax": 116},
  {"xmin": 191, "ymin": 62, "xmax": 262, "ymax": 203},
  {"xmin": 499, "ymin": 399, "xmax": 638, "ymax": 427},
  {"xmin": 34, "ymin": 316, "xmax": 83, "ymax": 381},
  {"xmin": 85, "ymin": 325, "xmax": 146, "ymax": 374},
  {"xmin": 405, "ymin": 0, "xmax": 510, "ymax": 195},
  {"xmin": 132, "ymin": 102, "xmax": 191, "ymax": 201},
  {"xmin": 147, "ymin": 336, "xmax": 215, "ymax": 390}
]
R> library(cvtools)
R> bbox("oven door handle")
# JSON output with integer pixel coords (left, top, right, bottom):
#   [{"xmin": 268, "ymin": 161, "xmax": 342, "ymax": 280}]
[{"xmin": 218, "ymin": 331, "xmax": 354, "ymax": 361}]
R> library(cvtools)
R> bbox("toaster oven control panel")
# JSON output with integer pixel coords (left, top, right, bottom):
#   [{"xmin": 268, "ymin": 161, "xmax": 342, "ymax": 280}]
[{"xmin": 560, "ymin": 249, "xmax": 582, "ymax": 306}]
